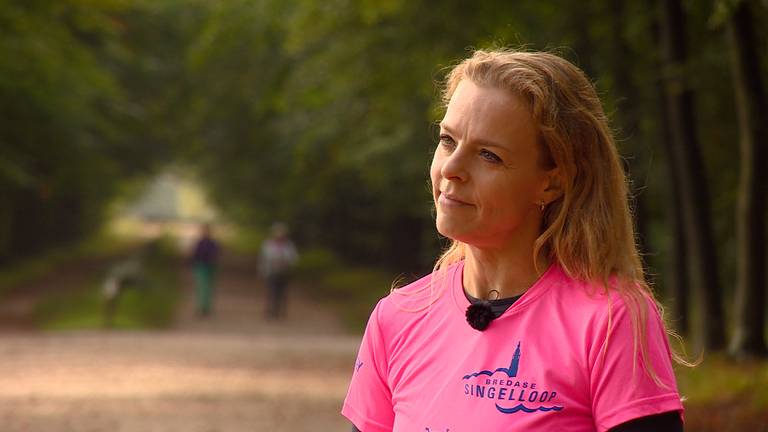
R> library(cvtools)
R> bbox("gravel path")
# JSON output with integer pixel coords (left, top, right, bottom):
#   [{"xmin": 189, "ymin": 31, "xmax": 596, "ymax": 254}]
[{"xmin": 0, "ymin": 256, "xmax": 362, "ymax": 431}]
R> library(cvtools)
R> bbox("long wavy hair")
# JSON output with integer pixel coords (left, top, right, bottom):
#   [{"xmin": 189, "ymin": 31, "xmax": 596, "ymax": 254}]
[{"xmin": 417, "ymin": 48, "xmax": 689, "ymax": 384}]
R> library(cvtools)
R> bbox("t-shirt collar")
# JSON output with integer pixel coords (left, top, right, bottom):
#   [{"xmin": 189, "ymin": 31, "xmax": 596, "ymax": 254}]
[{"xmin": 450, "ymin": 259, "xmax": 560, "ymax": 319}]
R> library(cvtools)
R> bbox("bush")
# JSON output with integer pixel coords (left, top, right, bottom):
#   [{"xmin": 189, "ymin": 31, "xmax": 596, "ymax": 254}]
[
  {"xmin": 295, "ymin": 248, "xmax": 343, "ymax": 278},
  {"xmin": 294, "ymin": 248, "xmax": 393, "ymax": 331}
]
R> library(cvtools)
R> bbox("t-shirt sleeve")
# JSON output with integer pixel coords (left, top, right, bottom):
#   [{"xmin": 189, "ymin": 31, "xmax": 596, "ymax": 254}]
[
  {"xmin": 589, "ymin": 295, "xmax": 684, "ymax": 432},
  {"xmin": 341, "ymin": 299, "xmax": 395, "ymax": 432}
]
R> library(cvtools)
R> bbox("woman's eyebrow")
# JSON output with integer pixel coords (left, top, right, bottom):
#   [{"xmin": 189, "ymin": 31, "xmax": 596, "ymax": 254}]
[
  {"xmin": 474, "ymin": 139, "xmax": 508, "ymax": 150},
  {"xmin": 440, "ymin": 123, "xmax": 508, "ymax": 151},
  {"xmin": 438, "ymin": 122, "xmax": 455, "ymax": 134}
]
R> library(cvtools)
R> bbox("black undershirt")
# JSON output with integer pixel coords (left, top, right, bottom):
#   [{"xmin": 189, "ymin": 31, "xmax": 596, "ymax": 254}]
[
  {"xmin": 349, "ymin": 291, "xmax": 683, "ymax": 432},
  {"xmin": 463, "ymin": 290, "xmax": 522, "ymax": 318}
]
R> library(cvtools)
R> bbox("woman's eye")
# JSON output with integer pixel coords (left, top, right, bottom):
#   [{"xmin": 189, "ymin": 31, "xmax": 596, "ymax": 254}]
[
  {"xmin": 480, "ymin": 149, "xmax": 502, "ymax": 163},
  {"xmin": 439, "ymin": 135, "xmax": 456, "ymax": 150}
]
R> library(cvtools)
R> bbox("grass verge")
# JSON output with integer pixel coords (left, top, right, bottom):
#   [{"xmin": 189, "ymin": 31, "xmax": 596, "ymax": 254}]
[
  {"xmin": 0, "ymin": 232, "xmax": 140, "ymax": 297},
  {"xmin": 34, "ymin": 235, "xmax": 182, "ymax": 330},
  {"xmin": 677, "ymin": 354, "xmax": 768, "ymax": 430}
]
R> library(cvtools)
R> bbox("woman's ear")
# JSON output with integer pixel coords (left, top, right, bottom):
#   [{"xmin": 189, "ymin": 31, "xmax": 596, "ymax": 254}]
[{"xmin": 541, "ymin": 168, "xmax": 564, "ymax": 204}]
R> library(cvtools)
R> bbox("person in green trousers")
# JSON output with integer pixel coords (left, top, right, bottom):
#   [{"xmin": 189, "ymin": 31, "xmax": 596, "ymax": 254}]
[{"xmin": 191, "ymin": 223, "xmax": 220, "ymax": 317}]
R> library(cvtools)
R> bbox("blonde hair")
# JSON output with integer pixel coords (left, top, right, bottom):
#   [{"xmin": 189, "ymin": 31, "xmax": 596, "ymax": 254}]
[{"xmin": 422, "ymin": 48, "xmax": 690, "ymax": 384}]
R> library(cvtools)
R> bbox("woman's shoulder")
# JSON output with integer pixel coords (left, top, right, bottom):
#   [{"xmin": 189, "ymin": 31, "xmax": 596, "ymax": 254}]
[
  {"xmin": 373, "ymin": 263, "xmax": 460, "ymax": 322},
  {"xmin": 547, "ymin": 266, "xmax": 659, "ymax": 321}
]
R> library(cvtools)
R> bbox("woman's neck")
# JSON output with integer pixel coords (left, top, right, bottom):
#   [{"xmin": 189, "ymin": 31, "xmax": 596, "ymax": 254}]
[{"xmin": 463, "ymin": 243, "xmax": 548, "ymax": 300}]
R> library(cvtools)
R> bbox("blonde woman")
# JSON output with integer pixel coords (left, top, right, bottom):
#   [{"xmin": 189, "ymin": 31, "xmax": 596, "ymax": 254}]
[{"xmin": 342, "ymin": 49, "xmax": 684, "ymax": 432}]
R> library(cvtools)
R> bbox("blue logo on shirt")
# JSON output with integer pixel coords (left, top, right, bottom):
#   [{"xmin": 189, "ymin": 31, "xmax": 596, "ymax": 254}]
[
  {"xmin": 462, "ymin": 341, "xmax": 522, "ymax": 379},
  {"xmin": 461, "ymin": 342, "xmax": 563, "ymax": 414}
]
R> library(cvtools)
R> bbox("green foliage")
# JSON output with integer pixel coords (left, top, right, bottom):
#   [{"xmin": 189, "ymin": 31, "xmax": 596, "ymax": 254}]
[
  {"xmin": 2, "ymin": 0, "xmax": 755, "ymax": 275},
  {"xmin": 295, "ymin": 247, "xmax": 392, "ymax": 330},
  {"xmin": 0, "ymin": 0, "xmax": 209, "ymax": 265},
  {"xmin": 220, "ymin": 225, "xmax": 266, "ymax": 255},
  {"xmin": 168, "ymin": 0, "xmax": 758, "ymax": 280},
  {"xmin": 294, "ymin": 247, "xmax": 343, "ymax": 279}
]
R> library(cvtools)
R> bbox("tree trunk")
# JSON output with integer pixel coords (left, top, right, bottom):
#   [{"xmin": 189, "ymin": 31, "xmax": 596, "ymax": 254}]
[
  {"xmin": 607, "ymin": 0, "xmax": 651, "ymax": 276},
  {"xmin": 649, "ymin": 0, "xmax": 691, "ymax": 334},
  {"xmin": 726, "ymin": 0, "xmax": 768, "ymax": 357},
  {"xmin": 659, "ymin": 0, "xmax": 726, "ymax": 350},
  {"xmin": 655, "ymin": 75, "xmax": 691, "ymax": 333}
]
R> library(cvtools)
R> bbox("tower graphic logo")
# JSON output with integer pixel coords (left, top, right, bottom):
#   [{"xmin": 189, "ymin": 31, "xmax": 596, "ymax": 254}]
[{"xmin": 462, "ymin": 341, "xmax": 522, "ymax": 379}]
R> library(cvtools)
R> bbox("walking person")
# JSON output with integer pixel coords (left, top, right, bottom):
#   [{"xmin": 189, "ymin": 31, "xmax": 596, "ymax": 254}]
[
  {"xmin": 343, "ymin": 49, "xmax": 686, "ymax": 431},
  {"xmin": 190, "ymin": 223, "xmax": 220, "ymax": 317},
  {"xmin": 260, "ymin": 222, "xmax": 298, "ymax": 320}
]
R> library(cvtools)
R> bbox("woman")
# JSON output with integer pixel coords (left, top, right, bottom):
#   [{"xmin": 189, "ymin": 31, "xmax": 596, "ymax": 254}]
[{"xmin": 342, "ymin": 49, "xmax": 685, "ymax": 431}]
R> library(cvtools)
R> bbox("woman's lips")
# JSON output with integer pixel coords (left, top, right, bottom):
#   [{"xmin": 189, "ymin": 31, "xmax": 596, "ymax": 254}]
[{"xmin": 438, "ymin": 193, "xmax": 473, "ymax": 207}]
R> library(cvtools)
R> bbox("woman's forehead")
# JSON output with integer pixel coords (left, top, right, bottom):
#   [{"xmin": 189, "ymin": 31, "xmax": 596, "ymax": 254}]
[{"xmin": 441, "ymin": 80, "xmax": 536, "ymax": 148}]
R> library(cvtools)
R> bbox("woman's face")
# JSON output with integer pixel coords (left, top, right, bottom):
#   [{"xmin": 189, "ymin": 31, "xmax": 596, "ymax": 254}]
[{"xmin": 430, "ymin": 79, "xmax": 557, "ymax": 249}]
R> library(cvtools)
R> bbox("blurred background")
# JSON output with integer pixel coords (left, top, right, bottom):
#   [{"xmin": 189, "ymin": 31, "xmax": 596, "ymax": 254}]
[{"xmin": 0, "ymin": 0, "xmax": 766, "ymax": 430}]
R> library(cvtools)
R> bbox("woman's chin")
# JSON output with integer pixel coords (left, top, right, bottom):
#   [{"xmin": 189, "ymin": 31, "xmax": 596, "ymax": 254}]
[{"xmin": 436, "ymin": 221, "xmax": 473, "ymax": 244}]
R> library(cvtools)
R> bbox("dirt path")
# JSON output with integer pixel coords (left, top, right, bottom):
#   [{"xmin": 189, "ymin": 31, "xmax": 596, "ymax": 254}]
[{"xmin": 0, "ymin": 254, "xmax": 361, "ymax": 431}]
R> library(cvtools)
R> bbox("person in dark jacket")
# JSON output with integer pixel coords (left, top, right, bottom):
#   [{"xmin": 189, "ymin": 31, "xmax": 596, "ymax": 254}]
[{"xmin": 191, "ymin": 223, "xmax": 220, "ymax": 317}]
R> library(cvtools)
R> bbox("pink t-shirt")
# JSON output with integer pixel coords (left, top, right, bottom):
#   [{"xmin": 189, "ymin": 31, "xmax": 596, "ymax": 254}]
[{"xmin": 342, "ymin": 261, "xmax": 683, "ymax": 432}]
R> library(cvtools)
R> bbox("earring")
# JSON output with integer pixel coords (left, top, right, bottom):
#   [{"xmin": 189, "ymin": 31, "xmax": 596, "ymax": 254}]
[{"xmin": 540, "ymin": 201, "xmax": 546, "ymax": 211}]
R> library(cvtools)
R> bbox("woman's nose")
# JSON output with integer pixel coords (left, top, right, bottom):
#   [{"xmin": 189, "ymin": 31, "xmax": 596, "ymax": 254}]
[{"xmin": 440, "ymin": 147, "xmax": 468, "ymax": 182}]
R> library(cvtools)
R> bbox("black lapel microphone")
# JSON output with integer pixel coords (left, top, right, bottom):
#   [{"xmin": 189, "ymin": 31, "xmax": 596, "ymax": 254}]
[{"xmin": 465, "ymin": 289, "xmax": 500, "ymax": 331}]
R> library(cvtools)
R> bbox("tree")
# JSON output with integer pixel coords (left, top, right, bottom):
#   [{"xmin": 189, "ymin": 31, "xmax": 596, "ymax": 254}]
[
  {"xmin": 723, "ymin": 0, "xmax": 768, "ymax": 357},
  {"xmin": 658, "ymin": 0, "xmax": 726, "ymax": 350},
  {"xmin": 0, "ymin": 1, "xmax": 186, "ymax": 264}
]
